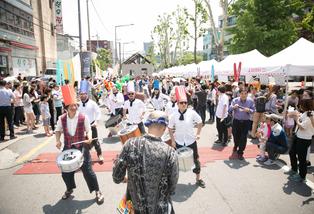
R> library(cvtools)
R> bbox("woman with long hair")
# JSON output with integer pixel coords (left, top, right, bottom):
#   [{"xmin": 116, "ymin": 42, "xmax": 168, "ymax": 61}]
[{"xmin": 22, "ymin": 86, "xmax": 35, "ymax": 133}]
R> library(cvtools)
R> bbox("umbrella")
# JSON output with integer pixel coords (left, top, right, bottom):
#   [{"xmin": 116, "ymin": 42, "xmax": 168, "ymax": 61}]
[{"xmin": 172, "ymin": 77, "xmax": 186, "ymax": 83}]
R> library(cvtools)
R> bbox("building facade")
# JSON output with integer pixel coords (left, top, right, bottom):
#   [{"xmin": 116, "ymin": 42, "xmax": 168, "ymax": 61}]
[
  {"xmin": 0, "ymin": 0, "xmax": 37, "ymax": 77},
  {"xmin": 0, "ymin": 0, "xmax": 57, "ymax": 77},
  {"xmin": 203, "ymin": 15, "xmax": 236, "ymax": 61},
  {"xmin": 57, "ymin": 34, "xmax": 77, "ymax": 60},
  {"xmin": 32, "ymin": 0, "xmax": 57, "ymax": 75}
]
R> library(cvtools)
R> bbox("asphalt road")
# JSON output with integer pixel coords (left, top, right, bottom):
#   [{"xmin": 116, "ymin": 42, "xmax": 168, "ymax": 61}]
[{"xmin": 0, "ymin": 106, "xmax": 313, "ymax": 214}]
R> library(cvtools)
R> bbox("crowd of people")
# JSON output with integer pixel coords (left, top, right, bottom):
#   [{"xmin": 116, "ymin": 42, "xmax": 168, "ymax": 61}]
[{"xmin": 0, "ymin": 73, "xmax": 313, "ymax": 213}]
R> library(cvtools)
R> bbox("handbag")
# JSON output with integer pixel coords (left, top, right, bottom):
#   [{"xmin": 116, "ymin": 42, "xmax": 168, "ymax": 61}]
[{"xmin": 223, "ymin": 114, "xmax": 232, "ymax": 126}]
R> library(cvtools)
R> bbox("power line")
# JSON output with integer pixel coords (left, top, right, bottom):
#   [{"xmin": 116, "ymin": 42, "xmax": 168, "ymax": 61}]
[{"xmin": 90, "ymin": 0, "xmax": 112, "ymax": 35}]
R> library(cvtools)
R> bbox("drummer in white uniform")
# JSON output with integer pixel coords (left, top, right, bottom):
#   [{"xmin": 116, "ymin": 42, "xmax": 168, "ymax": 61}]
[
  {"xmin": 150, "ymin": 83, "xmax": 169, "ymax": 111},
  {"xmin": 165, "ymin": 89, "xmax": 178, "ymax": 117},
  {"xmin": 78, "ymin": 80, "xmax": 104, "ymax": 162},
  {"xmin": 123, "ymin": 81, "xmax": 146, "ymax": 134},
  {"xmin": 55, "ymin": 85, "xmax": 104, "ymax": 204},
  {"xmin": 168, "ymin": 86, "xmax": 206, "ymax": 188},
  {"xmin": 108, "ymin": 86, "xmax": 124, "ymax": 116}
]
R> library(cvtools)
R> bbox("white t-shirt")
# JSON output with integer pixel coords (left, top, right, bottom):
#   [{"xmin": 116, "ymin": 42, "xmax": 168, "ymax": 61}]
[
  {"xmin": 108, "ymin": 92, "xmax": 124, "ymax": 112},
  {"xmin": 78, "ymin": 99, "xmax": 101, "ymax": 124},
  {"xmin": 168, "ymin": 108, "xmax": 202, "ymax": 146},
  {"xmin": 296, "ymin": 112, "xmax": 314, "ymax": 140},
  {"xmin": 123, "ymin": 99, "xmax": 145, "ymax": 124},
  {"xmin": 56, "ymin": 112, "xmax": 91, "ymax": 136},
  {"xmin": 165, "ymin": 101, "xmax": 178, "ymax": 117},
  {"xmin": 215, "ymin": 93, "xmax": 229, "ymax": 119},
  {"xmin": 150, "ymin": 93, "xmax": 169, "ymax": 111}
]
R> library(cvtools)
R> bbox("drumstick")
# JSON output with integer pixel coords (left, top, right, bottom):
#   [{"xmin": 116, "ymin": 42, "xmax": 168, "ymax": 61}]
[{"xmin": 71, "ymin": 138, "xmax": 98, "ymax": 145}]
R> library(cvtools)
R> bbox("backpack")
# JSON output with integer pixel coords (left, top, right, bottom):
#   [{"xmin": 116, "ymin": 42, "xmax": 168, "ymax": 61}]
[{"xmin": 255, "ymin": 96, "xmax": 267, "ymax": 113}]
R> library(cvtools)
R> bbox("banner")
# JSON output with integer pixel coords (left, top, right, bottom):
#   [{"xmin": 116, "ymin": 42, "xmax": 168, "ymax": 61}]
[
  {"xmin": 55, "ymin": 0, "xmax": 63, "ymax": 34},
  {"xmin": 211, "ymin": 65, "xmax": 215, "ymax": 82},
  {"xmin": 56, "ymin": 60, "xmax": 64, "ymax": 85}
]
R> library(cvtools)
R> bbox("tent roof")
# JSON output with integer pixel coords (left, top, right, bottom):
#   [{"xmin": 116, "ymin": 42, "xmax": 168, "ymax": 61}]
[
  {"xmin": 216, "ymin": 49, "xmax": 267, "ymax": 75},
  {"xmin": 265, "ymin": 37, "xmax": 314, "ymax": 67}
]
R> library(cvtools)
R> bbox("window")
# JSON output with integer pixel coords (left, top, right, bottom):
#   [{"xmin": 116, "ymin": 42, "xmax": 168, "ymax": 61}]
[
  {"xmin": 0, "ymin": 1, "xmax": 34, "ymax": 37},
  {"xmin": 50, "ymin": 23, "xmax": 54, "ymax": 36},
  {"xmin": 0, "ymin": 8, "xmax": 6, "ymax": 22}
]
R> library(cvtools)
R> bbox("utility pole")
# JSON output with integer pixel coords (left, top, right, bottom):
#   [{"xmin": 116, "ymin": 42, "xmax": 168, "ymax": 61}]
[
  {"xmin": 78, "ymin": 0, "xmax": 82, "ymax": 52},
  {"xmin": 114, "ymin": 27, "xmax": 117, "ymax": 65},
  {"xmin": 86, "ymin": 0, "xmax": 91, "ymax": 52},
  {"xmin": 78, "ymin": 0, "xmax": 83, "ymax": 76},
  {"xmin": 119, "ymin": 42, "xmax": 122, "ymax": 76}
]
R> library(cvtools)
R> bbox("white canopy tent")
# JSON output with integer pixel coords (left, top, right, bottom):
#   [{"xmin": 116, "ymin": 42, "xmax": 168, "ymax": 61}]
[
  {"xmin": 257, "ymin": 37, "xmax": 314, "ymax": 76},
  {"xmin": 197, "ymin": 59, "xmax": 218, "ymax": 76},
  {"xmin": 215, "ymin": 49, "xmax": 268, "ymax": 76}
]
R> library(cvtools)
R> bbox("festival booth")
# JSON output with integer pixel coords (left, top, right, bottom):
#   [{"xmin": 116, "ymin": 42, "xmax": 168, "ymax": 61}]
[
  {"xmin": 250, "ymin": 38, "xmax": 314, "ymax": 112},
  {"xmin": 197, "ymin": 59, "xmax": 217, "ymax": 78},
  {"xmin": 215, "ymin": 49, "xmax": 268, "ymax": 82}
]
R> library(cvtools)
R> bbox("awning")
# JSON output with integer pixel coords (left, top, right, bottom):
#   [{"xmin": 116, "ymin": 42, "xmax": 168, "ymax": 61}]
[{"xmin": 9, "ymin": 41, "xmax": 38, "ymax": 50}]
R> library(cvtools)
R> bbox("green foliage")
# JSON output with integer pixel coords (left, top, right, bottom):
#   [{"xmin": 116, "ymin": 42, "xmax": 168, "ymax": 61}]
[
  {"xmin": 96, "ymin": 48, "xmax": 112, "ymax": 70},
  {"xmin": 228, "ymin": 0, "xmax": 300, "ymax": 56},
  {"xmin": 145, "ymin": 45, "xmax": 157, "ymax": 66},
  {"xmin": 177, "ymin": 51, "xmax": 202, "ymax": 65},
  {"xmin": 298, "ymin": 2, "xmax": 314, "ymax": 41},
  {"xmin": 186, "ymin": 0, "xmax": 208, "ymax": 63}
]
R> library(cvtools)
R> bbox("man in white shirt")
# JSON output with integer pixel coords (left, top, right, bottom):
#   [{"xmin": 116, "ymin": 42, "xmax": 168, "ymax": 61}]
[
  {"xmin": 108, "ymin": 86, "xmax": 124, "ymax": 116},
  {"xmin": 215, "ymin": 86, "xmax": 229, "ymax": 145},
  {"xmin": 168, "ymin": 86, "xmax": 205, "ymax": 188},
  {"xmin": 165, "ymin": 90, "xmax": 178, "ymax": 117},
  {"xmin": 123, "ymin": 82, "xmax": 146, "ymax": 134},
  {"xmin": 78, "ymin": 88, "xmax": 103, "ymax": 162},
  {"xmin": 55, "ymin": 85, "xmax": 104, "ymax": 204}
]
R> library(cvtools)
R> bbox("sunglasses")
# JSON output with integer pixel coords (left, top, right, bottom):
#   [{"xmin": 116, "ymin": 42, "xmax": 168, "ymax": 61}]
[
  {"xmin": 179, "ymin": 102, "xmax": 187, "ymax": 105},
  {"xmin": 128, "ymin": 93, "xmax": 134, "ymax": 95}
]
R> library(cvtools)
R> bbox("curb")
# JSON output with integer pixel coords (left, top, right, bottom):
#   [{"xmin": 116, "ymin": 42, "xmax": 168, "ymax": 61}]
[{"xmin": 0, "ymin": 133, "xmax": 37, "ymax": 151}]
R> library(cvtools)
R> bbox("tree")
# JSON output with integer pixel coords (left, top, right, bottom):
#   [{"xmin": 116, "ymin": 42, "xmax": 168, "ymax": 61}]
[
  {"xmin": 96, "ymin": 48, "xmax": 112, "ymax": 71},
  {"xmin": 228, "ymin": 0, "xmax": 299, "ymax": 56},
  {"xmin": 297, "ymin": 1, "xmax": 314, "ymax": 42},
  {"xmin": 203, "ymin": 0, "xmax": 231, "ymax": 61},
  {"xmin": 152, "ymin": 13, "xmax": 175, "ymax": 69},
  {"xmin": 186, "ymin": 0, "xmax": 208, "ymax": 63},
  {"xmin": 172, "ymin": 6, "xmax": 190, "ymax": 65},
  {"xmin": 145, "ymin": 44, "xmax": 157, "ymax": 66},
  {"xmin": 177, "ymin": 51, "xmax": 203, "ymax": 65}
]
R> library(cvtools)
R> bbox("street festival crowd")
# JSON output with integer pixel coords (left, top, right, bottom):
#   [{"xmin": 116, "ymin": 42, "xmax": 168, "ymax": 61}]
[{"xmin": 0, "ymin": 73, "xmax": 313, "ymax": 213}]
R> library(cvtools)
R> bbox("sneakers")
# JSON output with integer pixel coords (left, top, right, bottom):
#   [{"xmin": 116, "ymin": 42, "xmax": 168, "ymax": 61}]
[
  {"xmin": 96, "ymin": 191, "xmax": 104, "ymax": 204},
  {"xmin": 290, "ymin": 174, "xmax": 305, "ymax": 183},
  {"xmin": 256, "ymin": 156, "xmax": 268, "ymax": 162},
  {"xmin": 196, "ymin": 179, "xmax": 206, "ymax": 188},
  {"xmin": 10, "ymin": 135, "xmax": 17, "ymax": 140},
  {"xmin": 238, "ymin": 154, "xmax": 244, "ymax": 160},
  {"xmin": 98, "ymin": 154, "xmax": 104, "ymax": 162},
  {"xmin": 284, "ymin": 169, "xmax": 297, "ymax": 176},
  {"xmin": 263, "ymin": 159, "xmax": 275, "ymax": 166},
  {"xmin": 214, "ymin": 139, "xmax": 221, "ymax": 144}
]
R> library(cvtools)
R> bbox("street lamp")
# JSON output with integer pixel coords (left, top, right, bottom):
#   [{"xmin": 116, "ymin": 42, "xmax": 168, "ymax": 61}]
[{"xmin": 114, "ymin": 24, "xmax": 134, "ymax": 66}]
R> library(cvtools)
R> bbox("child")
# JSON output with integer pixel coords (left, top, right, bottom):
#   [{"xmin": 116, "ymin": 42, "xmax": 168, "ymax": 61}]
[
  {"xmin": 256, "ymin": 115, "xmax": 271, "ymax": 162},
  {"xmin": 284, "ymin": 106, "xmax": 295, "ymax": 138},
  {"xmin": 40, "ymin": 95, "xmax": 52, "ymax": 137}
]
